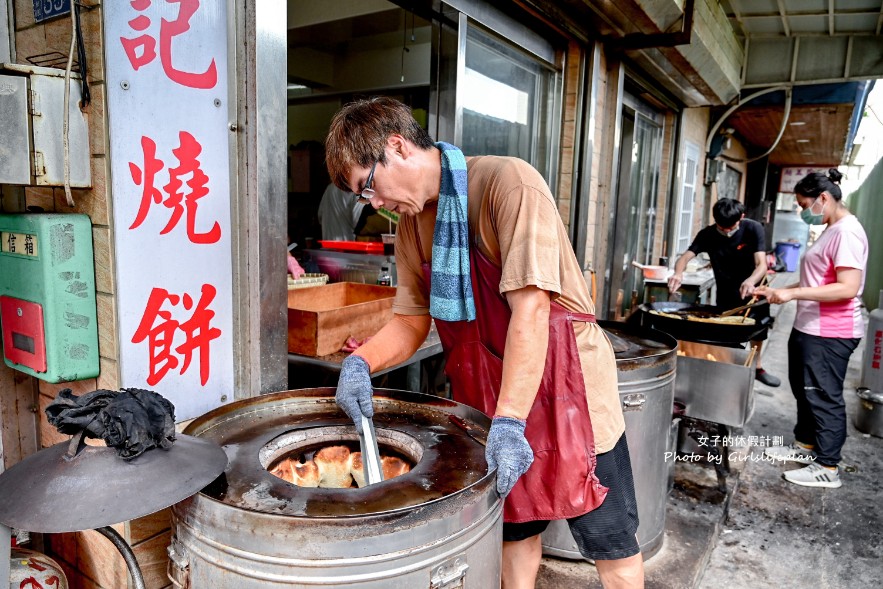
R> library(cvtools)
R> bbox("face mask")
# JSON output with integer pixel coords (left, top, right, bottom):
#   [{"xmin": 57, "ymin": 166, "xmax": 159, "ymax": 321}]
[
  {"xmin": 716, "ymin": 225, "xmax": 738, "ymax": 238},
  {"xmin": 800, "ymin": 198, "xmax": 826, "ymax": 225}
]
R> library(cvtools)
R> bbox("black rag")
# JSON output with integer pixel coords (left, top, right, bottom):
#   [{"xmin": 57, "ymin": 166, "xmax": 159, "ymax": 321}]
[{"xmin": 45, "ymin": 388, "xmax": 176, "ymax": 460}]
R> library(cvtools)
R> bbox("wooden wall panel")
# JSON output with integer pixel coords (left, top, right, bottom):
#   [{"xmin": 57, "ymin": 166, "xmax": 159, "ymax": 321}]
[{"xmin": 0, "ymin": 364, "xmax": 39, "ymax": 469}]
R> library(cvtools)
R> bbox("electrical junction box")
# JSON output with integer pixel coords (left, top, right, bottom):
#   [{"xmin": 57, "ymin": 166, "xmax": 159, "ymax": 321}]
[
  {"xmin": 0, "ymin": 213, "xmax": 99, "ymax": 382},
  {"xmin": 0, "ymin": 63, "xmax": 91, "ymax": 187}
]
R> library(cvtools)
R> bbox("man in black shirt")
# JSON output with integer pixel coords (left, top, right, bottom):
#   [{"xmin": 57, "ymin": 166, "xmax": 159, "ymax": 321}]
[{"xmin": 668, "ymin": 198, "xmax": 781, "ymax": 387}]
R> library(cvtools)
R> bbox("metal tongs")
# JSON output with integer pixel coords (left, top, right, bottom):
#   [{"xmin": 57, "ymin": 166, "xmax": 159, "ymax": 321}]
[{"xmin": 359, "ymin": 414, "xmax": 384, "ymax": 485}]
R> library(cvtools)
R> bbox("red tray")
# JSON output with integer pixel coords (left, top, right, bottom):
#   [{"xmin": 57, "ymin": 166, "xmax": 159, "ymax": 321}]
[{"xmin": 318, "ymin": 240, "xmax": 384, "ymax": 253}]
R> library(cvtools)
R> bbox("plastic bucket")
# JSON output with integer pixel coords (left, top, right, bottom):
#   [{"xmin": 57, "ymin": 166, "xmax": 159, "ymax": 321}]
[{"xmin": 775, "ymin": 242, "xmax": 800, "ymax": 272}]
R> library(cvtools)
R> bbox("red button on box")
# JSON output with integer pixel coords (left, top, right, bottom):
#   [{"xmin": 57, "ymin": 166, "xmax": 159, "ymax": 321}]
[{"xmin": 0, "ymin": 295, "xmax": 47, "ymax": 372}]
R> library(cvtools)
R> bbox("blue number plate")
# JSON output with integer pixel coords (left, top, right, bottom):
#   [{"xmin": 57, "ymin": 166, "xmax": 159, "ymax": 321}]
[{"xmin": 33, "ymin": 0, "xmax": 71, "ymax": 23}]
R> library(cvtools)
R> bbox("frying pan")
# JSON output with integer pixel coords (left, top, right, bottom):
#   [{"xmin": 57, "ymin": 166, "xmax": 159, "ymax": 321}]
[{"xmin": 630, "ymin": 301, "xmax": 771, "ymax": 345}]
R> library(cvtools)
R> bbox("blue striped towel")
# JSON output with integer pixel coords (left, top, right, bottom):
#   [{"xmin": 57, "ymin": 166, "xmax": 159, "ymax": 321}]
[{"xmin": 430, "ymin": 142, "xmax": 476, "ymax": 322}]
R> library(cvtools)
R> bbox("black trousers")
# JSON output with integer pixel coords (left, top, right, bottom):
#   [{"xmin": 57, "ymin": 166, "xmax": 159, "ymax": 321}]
[{"xmin": 787, "ymin": 329, "xmax": 860, "ymax": 466}]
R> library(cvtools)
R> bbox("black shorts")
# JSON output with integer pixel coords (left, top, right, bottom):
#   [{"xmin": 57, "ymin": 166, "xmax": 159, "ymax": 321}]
[{"xmin": 502, "ymin": 434, "xmax": 640, "ymax": 561}]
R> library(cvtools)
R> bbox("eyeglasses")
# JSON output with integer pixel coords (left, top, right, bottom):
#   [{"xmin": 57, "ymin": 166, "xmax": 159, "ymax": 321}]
[{"xmin": 355, "ymin": 159, "xmax": 378, "ymax": 203}]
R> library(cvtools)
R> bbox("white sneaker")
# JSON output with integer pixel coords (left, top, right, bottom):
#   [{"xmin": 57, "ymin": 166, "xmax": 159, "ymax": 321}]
[
  {"xmin": 783, "ymin": 463, "xmax": 842, "ymax": 489},
  {"xmin": 764, "ymin": 442, "xmax": 815, "ymax": 464}
]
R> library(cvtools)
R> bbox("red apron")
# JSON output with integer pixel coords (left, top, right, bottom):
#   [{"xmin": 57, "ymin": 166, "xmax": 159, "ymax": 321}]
[{"xmin": 424, "ymin": 247, "xmax": 608, "ymax": 523}]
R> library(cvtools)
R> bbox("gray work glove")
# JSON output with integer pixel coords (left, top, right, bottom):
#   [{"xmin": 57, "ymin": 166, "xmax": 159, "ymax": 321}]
[
  {"xmin": 486, "ymin": 416, "xmax": 534, "ymax": 498},
  {"xmin": 336, "ymin": 355, "xmax": 374, "ymax": 433}
]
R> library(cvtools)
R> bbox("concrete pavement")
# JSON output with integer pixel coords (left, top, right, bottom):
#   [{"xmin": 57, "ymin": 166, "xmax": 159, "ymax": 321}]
[{"xmin": 537, "ymin": 274, "xmax": 883, "ymax": 589}]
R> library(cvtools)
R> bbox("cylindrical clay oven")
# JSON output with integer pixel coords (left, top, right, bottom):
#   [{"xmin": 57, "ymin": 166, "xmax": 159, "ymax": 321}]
[
  {"xmin": 170, "ymin": 388, "xmax": 501, "ymax": 588},
  {"xmin": 542, "ymin": 322, "xmax": 677, "ymax": 560}
]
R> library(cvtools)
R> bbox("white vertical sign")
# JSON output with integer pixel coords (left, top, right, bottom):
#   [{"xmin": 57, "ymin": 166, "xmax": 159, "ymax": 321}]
[{"xmin": 105, "ymin": 0, "xmax": 233, "ymax": 420}]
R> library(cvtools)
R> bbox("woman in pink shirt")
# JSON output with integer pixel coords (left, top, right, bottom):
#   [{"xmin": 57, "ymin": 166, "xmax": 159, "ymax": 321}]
[{"xmin": 756, "ymin": 169, "xmax": 867, "ymax": 489}]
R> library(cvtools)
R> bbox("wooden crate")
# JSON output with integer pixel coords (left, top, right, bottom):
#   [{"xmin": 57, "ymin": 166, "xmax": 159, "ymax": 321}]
[{"xmin": 287, "ymin": 282, "xmax": 396, "ymax": 356}]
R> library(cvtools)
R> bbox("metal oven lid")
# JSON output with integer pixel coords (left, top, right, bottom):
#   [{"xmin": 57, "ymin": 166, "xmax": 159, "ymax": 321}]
[{"xmin": 0, "ymin": 434, "xmax": 227, "ymax": 533}]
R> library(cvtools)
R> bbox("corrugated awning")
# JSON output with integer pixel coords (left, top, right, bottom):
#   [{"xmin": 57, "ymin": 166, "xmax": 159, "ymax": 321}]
[
  {"xmin": 713, "ymin": 1, "xmax": 880, "ymax": 166},
  {"xmin": 721, "ymin": 0, "xmax": 883, "ymax": 88}
]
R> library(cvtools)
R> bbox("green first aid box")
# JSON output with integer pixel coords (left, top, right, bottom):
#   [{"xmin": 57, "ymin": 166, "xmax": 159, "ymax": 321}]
[{"xmin": 0, "ymin": 213, "xmax": 99, "ymax": 382}]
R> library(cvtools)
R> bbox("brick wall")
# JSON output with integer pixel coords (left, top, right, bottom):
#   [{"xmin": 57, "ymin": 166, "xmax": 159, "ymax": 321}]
[
  {"xmin": 652, "ymin": 111, "xmax": 677, "ymax": 261},
  {"xmin": 680, "ymin": 107, "xmax": 710, "ymax": 237},
  {"xmin": 585, "ymin": 47, "xmax": 608, "ymax": 273},
  {"xmin": 557, "ymin": 41, "xmax": 581, "ymax": 233},
  {"xmin": 589, "ymin": 48, "xmax": 616, "ymax": 307},
  {"xmin": 13, "ymin": 0, "xmax": 120, "ymax": 405},
  {"xmin": 12, "ymin": 2, "xmax": 172, "ymax": 587}
]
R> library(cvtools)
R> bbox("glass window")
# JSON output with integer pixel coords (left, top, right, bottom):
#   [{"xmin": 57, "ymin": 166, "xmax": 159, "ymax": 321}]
[{"xmin": 460, "ymin": 24, "xmax": 561, "ymax": 182}]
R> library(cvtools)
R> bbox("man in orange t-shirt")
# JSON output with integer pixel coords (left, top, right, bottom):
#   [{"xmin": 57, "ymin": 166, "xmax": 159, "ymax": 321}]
[{"xmin": 327, "ymin": 97, "xmax": 642, "ymax": 589}]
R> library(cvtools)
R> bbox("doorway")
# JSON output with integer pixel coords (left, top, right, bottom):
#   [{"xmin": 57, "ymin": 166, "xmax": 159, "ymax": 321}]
[{"xmin": 606, "ymin": 95, "xmax": 663, "ymax": 318}]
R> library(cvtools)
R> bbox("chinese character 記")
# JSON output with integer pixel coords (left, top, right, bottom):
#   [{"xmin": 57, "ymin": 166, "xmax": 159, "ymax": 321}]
[{"xmin": 120, "ymin": 0, "xmax": 218, "ymax": 89}]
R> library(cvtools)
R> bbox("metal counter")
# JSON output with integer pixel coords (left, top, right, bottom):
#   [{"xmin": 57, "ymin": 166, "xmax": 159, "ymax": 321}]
[
  {"xmin": 302, "ymin": 248, "xmax": 396, "ymax": 284},
  {"xmin": 643, "ymin": 270, "xmax": 716, "ymax": 305}
]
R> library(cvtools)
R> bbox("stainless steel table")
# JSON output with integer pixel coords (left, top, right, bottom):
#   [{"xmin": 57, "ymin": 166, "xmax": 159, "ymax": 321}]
[
  {"xmin": 287, "ymin": 322, "xmax": 443, "ymax": 393},
  {"xmin": 643, "ymin": 270, "xmax": 716, "ymax": 305}
]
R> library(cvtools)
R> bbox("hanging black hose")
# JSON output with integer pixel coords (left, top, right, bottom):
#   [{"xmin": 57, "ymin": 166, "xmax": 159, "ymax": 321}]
[
  {"xmin": 96, "ymin": 526, "xmax": 147, "ymax": 589},
  {"xmin": 74, "ymin": 0, "xmax": 90, "ymax": 107}
]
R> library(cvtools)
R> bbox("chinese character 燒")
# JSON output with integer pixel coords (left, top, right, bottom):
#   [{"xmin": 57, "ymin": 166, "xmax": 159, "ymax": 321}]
[{"xmin": 129, "ymin": 131, "xmax": 221, "ymax": 244}]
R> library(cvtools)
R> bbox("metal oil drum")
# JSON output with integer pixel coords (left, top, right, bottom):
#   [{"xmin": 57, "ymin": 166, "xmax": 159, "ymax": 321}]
[
  {"xmin": 855, "ymin": 387, "xmax": 883, "ymax": 438},
  {"xmin": 542, "ymin": 321, "xmax": 677, "ymax": 561},
  {"xmin": 169, "ymin": 388, "xmax": 501, "ymax": 588}
]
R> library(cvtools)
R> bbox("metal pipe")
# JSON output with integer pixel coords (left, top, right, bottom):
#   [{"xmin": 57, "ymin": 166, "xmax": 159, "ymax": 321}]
[
  {"xmin": 719, "ymin": 88, "xmax": 793, "ymax": 164},
  {"xmin": 96, "ymin": 526, "xmax": 146, "ymax": 589},
  {"xmin": 704, "ymin": 85, "xmax": 789, "ymax": 154},
  {"xmin": 62, "ymin": 2, "xmax": 76, "ymax": 207}
]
